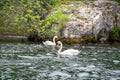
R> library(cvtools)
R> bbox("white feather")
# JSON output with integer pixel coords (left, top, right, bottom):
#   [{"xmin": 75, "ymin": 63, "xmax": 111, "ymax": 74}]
[
  {"xmin": 57, "ymin": 41, "xmax": 81, "ymax": 57},
  {"xmin": 43, "ymin": 36, "xmax": 58, "ymax": 47}
]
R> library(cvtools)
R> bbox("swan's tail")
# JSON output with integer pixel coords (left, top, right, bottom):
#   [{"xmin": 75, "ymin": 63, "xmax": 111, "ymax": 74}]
[{"xmin": 74, "ymin": 50, "xmax": 81, "ymax": 55}]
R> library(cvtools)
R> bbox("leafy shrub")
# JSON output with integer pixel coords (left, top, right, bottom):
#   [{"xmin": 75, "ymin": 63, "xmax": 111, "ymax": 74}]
[
  {"xmin": 0, "ymin": 0, "xmax": 61, "ymax": 40},
  {"xmin": 110, "ymin": 27, "xmax": 120, "ymax": 42},
  {"xmin": 40, "ymin": 0, "xmax": 61, "ymax": 10},
  {"xmin": 46, "ymin": 12, "xmax": 70, "ymax": 24}
]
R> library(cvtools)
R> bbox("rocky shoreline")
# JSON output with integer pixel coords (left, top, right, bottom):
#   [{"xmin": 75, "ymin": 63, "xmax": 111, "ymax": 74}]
[
  {"xmin": 0, "ymin": 33, "xmax": 120, "ymax": 47},
  {"xmin": 0, "ymin": 33, "xmax": 27, "ymax": 43}
]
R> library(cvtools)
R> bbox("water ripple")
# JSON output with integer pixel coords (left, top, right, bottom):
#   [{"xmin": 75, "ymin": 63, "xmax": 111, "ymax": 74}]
[{"xmin": 0, "ymin": 43, "xmax": 120, "ymax": 79}]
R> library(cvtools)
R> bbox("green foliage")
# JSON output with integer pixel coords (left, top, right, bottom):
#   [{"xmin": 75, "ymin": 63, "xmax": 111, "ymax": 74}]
[
  {"xmin": 90, "ymin": 3, "xmax": 95, "ymax": 8},
  {"xmin": 61, "ymin": 0, "xmax": 87, "ymax": 5},
  {"xmin": 58, "ymin": 23, "xmax": 66, "ymax": 32},
  {"xmin": 0, "ymin": 0, "xmax": 61, "ymax": 39},
  {"xmin": 40, "ymin": 11, "xmax": 70, "ymax": 38},
  {"xmin": 112, "ymin": 0, "xmax": 120, "ymax": 4},
  {"xmin": 46, "ymin": 12, "xmax": 70, "ymax": 24},
  {"xmin": 110, "ymin": 27, "xmax": 120, "ymax": 42},
  {"xmin": 106, "ymin": 5, "xmax": 110, "ymax": 10},
  {"xmin": 40, "ymin": 0, "xmax": 61, "ymax": 10},
  {"xmin": 61, "ymin": 0, "xmax": 83, "ymax": 1}
]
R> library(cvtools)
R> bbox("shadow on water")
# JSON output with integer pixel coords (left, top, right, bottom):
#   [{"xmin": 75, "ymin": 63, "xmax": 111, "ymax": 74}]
[{"xmin": 0, "ymin": 42, "xmax": 120, "ymax": 80}]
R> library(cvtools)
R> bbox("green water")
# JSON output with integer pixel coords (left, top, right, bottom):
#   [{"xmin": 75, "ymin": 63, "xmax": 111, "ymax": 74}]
[{"xmin": 0, "ymin": 43, "xmax": 120, "ymax": 80}]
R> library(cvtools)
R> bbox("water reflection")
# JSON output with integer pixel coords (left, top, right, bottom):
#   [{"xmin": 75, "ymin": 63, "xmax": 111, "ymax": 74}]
[{"xmin": 0, "ymin": 43, "xmax": 120, "ymax": 80}]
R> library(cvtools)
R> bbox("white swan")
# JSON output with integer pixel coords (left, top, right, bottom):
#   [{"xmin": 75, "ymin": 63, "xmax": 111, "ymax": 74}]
[
  {"xmin": 43, "ymin": 36, "xmax": 58, "ymax": 47},
  {"xmin": 57, "ymin": 41, "xmax": 80, "ymax": 57}
]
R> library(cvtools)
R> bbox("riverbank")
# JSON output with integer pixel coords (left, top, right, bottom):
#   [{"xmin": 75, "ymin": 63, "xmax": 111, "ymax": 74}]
[
  {"xmin": 0, "ymin": 33, "xmax": 120, "ymax": 47},
  {"xmin": 0, "ymin": 33, "xmax": 27, "ymax": 43}
]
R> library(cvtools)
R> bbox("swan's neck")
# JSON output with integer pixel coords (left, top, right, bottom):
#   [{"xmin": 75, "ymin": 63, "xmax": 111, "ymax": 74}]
[
  {"xmin": 58, "ymin": 42, "xmax": 63, "ymax": 53},
  {"xmin": 53, "ymin": 37, "xmax": 56, "ymax": 44}
]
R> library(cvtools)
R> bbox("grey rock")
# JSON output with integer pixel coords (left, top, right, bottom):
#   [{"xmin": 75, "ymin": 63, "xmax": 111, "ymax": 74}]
[{"xmin": 52, "ymin": 1, "xmax": 120, "ymax": 39}]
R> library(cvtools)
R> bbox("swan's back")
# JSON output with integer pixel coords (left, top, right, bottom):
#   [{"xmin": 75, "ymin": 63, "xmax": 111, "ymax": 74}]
[
  {"xmin": 43, "ymin": 36, "xmax": 57, "ymax": 46},
  {"xmin": 43, "ymin": 41, "xmax": 55, "ymax": 46},
  {"xmin": 59, "ymin": 49, "xmax": 80, "ymax": 56}
]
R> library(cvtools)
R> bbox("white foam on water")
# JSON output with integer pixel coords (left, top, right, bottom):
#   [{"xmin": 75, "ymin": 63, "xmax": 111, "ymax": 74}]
[
  {"xmin": 104, "ymin": 59, "xmax": 109, "ymax": 60},
  {"xmin": 61, "ymin": 67, "xmax": 69, "ymax": 70},
  {"xmin": 113, "ymin": 60, "xmax": 120, "ymax": 64},
  {"xmin": 1, "ymin": 49, "xmax": 24, "ymax": 53},
  {"xmin": 16, "ymin": 63, "xmax": 32, "ymax": 66},
  {"xmin": 36, "ymin": 54, "xmax": 42, "ymax": 57},
  {"xmin": 39, "ymin": 55, "xmax": 53, "ymax": 59},
  {"xmin": 87, "ymin": 46, "xmax": 96, "ymax": 49},
  {"xmin": 18, "ymin": 55, "xmax": 53, "ymax": 60},
  {"xmin": 85, "ymin": 65, "xmax": 97, "ymax": 72},
  {"xmin": 72, "ymin": 64, "xmax": 97, "ymax": 72},
  {"xmin": 113, "ymin": 70, "xmax": 120, "ymax": 74},
  {"xmin": 73, "ymin": 64, "xmax": 79, "ymax": 67},
  {"xmin": 0, "ymin": 43, "xmax": 44, "ymax": 53},
  {"xmin": 38, "ymin": 73, "xmax": 47, "ymax": 77},
  {"xmin": 74, "ymin": 67, "xmax": 87, "ymax": 70},
  {"xmin": 110, "ymin": 78, "xmax": 120, "ymax": 80},
  {"xmin": 87, "ymin": 65, "xmax": 96, "ymax": 68},
  {"xmin": 93, "ymin": 52, "xmax": 97, "ymax": 54},
  {"xmin": 46, "ymin": 53, "xmax": 53, "ymax": 56},
  {"xmin": 49, "ymin": 71, "xmax": 71, "ymax": 78},
  {"xmin": 77, "ymin": 72, "xmax": 89, "ymax": 77},
  {"xmin": 91, "ymin": 58, "xmax": 97, "ymax": 61},
  {"xmin": 108, "ymin": 50, "xmax": 113, "ymax": 53},
  {"xmin": 82, "ymin": 46, "xmax": 85, "ymax": 48},
  {"xmin": 29, "ymin": 66, "xmax": 36, "ymax": 69},
  {"xmin": 18, "ymin": 55, "xmax": 41, "ymax": 59},
  {"xmin": 91, "ymin": 74, "xmax": 99, "ymax": 78},
  {"xmin": 97, "ymin": 50, "xmax": 103, "ymax": 53},
  {"xmin": 82, "ymin": 52, "xmax": 88, "ymax": 54},
  {"xmin": 119, "ymin": 50, "xmax": 120, "ymax": 52}
]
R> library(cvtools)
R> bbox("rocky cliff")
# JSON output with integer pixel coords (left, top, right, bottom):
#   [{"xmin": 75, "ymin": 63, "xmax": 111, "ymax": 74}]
[{"xmin": 52, "ymin": 0, "xmax": 120, "ymax": 42}]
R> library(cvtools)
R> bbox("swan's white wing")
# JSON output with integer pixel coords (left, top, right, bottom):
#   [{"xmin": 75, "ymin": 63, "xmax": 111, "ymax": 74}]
[
  {"xmin": 43, "ymin": 41, "xmax": 55, "ymax": 46},
  {"xmin": 60, "ymin": 49, "xmax": 80, "ymax": 56}
]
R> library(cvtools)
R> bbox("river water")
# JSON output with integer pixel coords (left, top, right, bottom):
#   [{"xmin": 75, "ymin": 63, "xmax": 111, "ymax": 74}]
[{"xmin": 0, "ymin": 42, "xmax": 120, "ymax": 80}]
